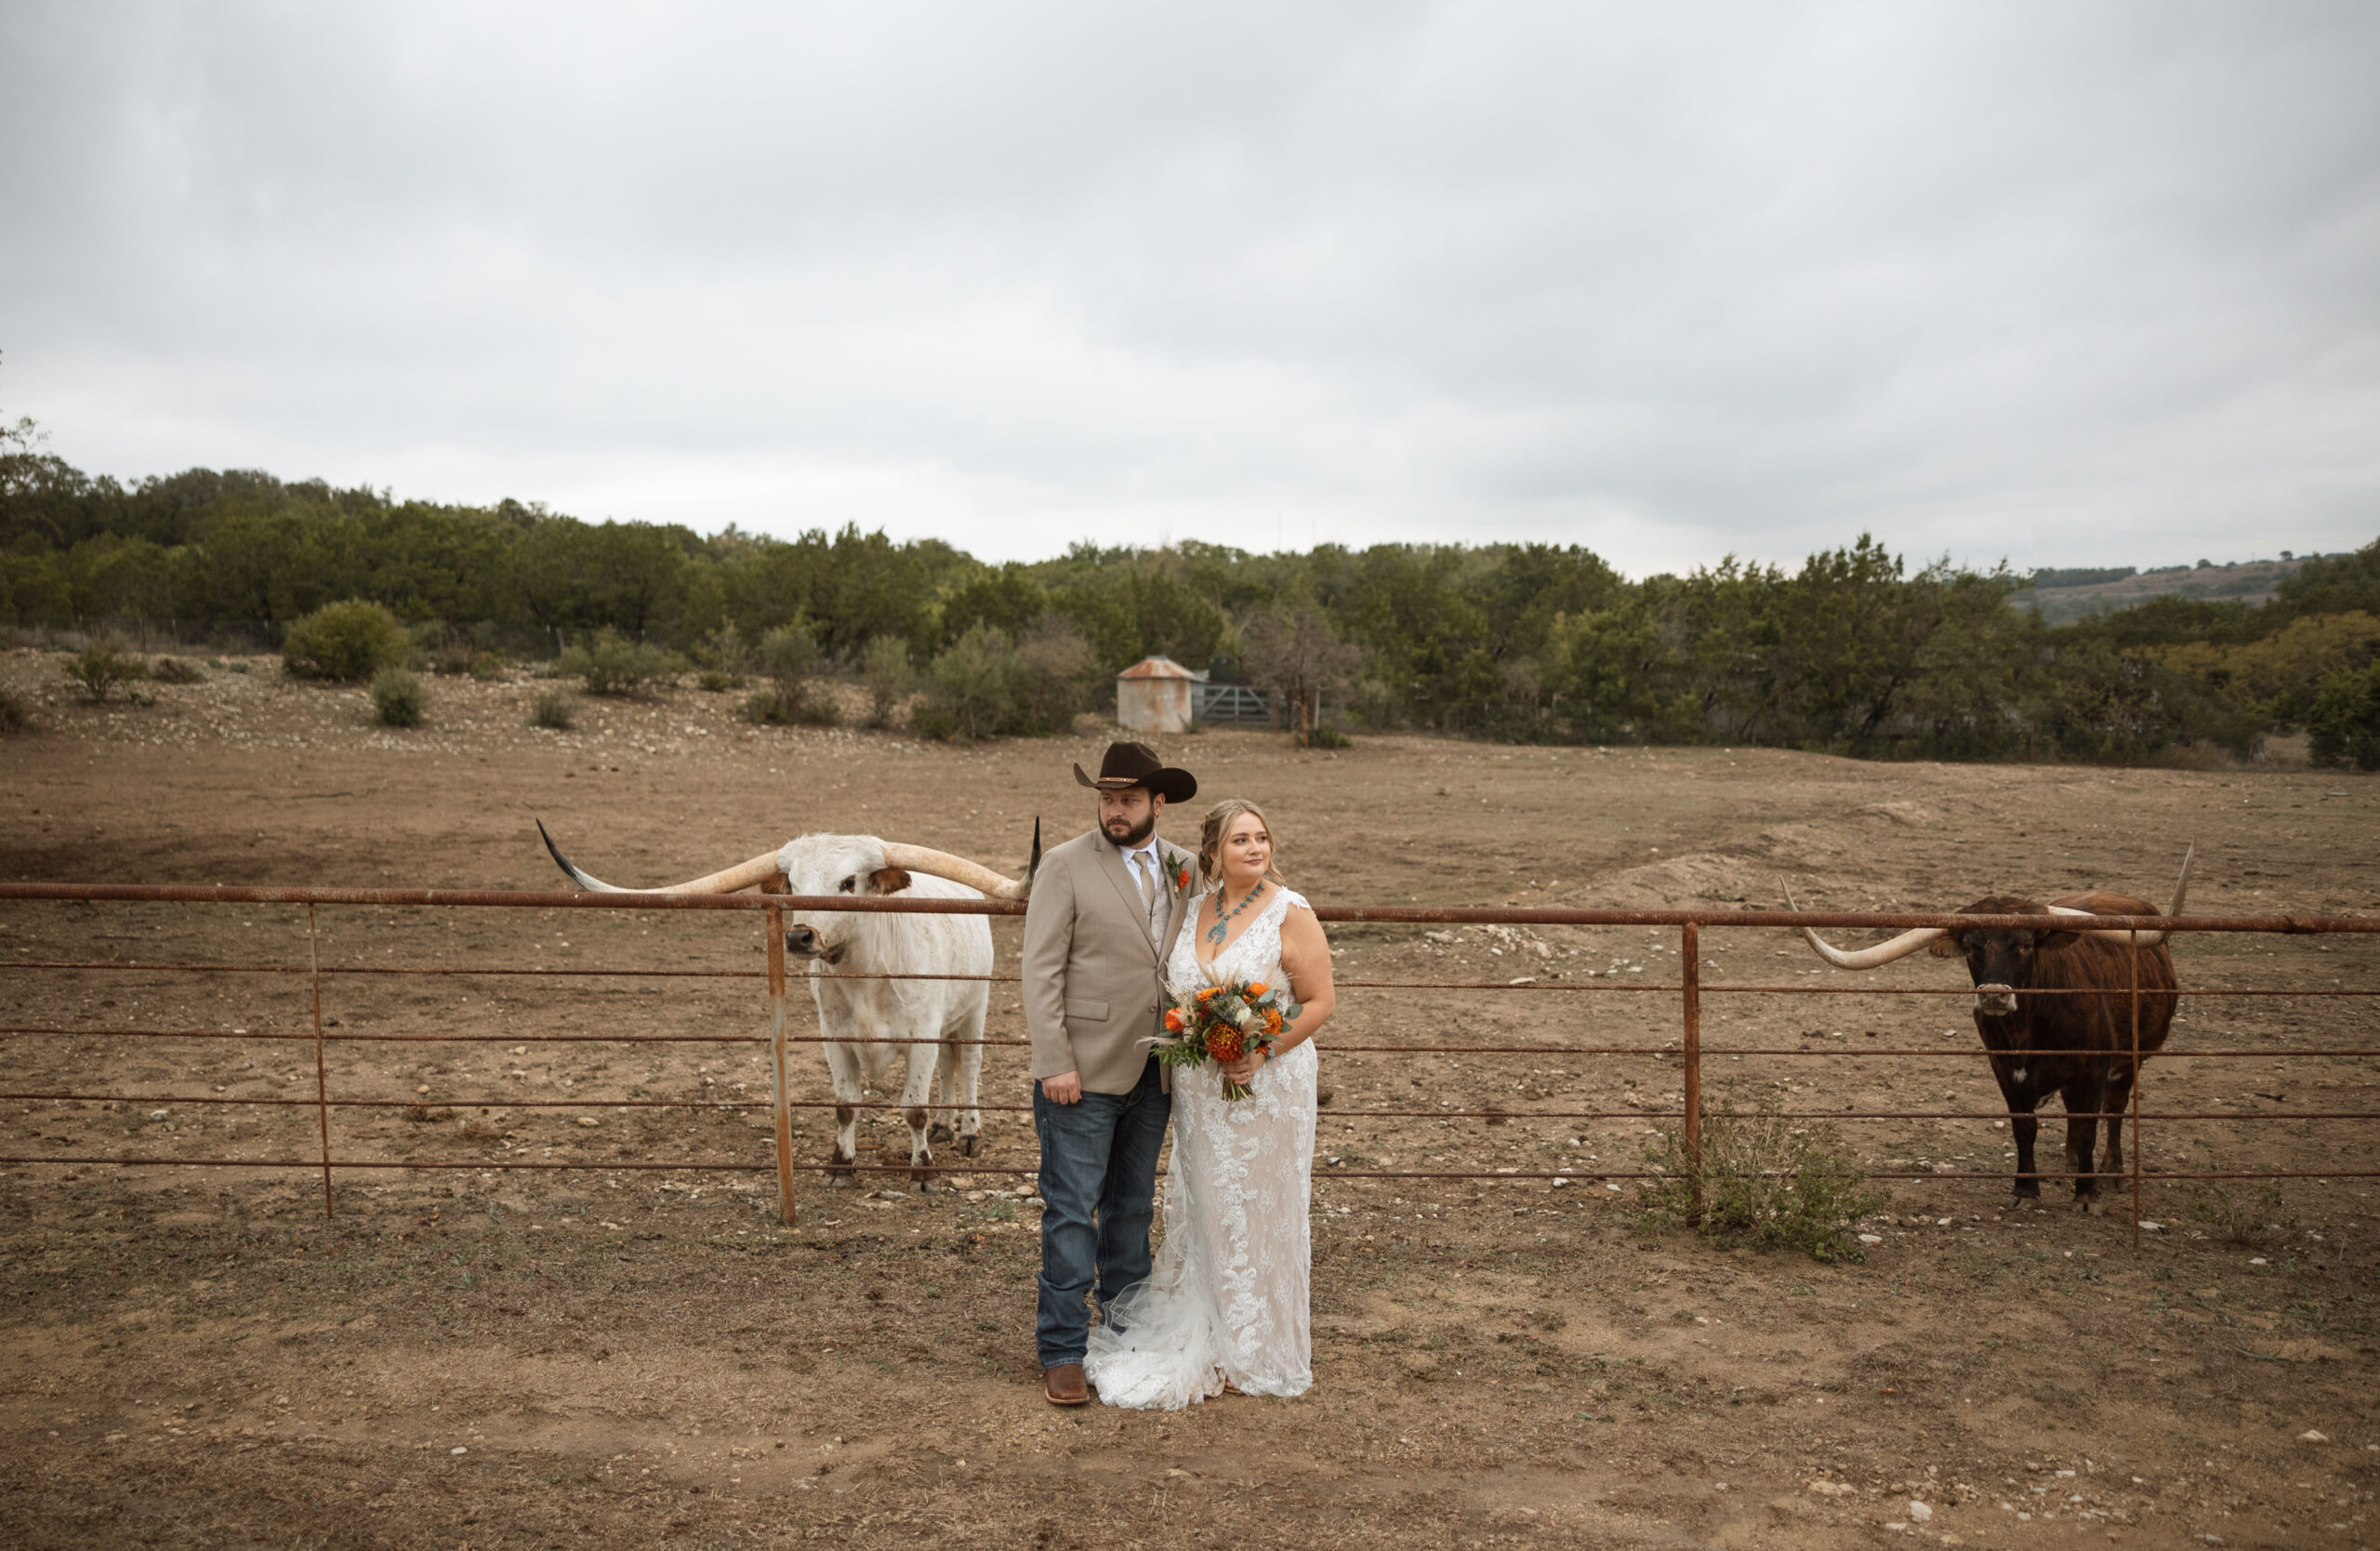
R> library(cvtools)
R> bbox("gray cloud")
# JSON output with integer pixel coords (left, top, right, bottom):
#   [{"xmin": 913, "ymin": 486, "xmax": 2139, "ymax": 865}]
[{"xmin": 3, "ymin": 1, "xmax": 2374, "ymax": 576}]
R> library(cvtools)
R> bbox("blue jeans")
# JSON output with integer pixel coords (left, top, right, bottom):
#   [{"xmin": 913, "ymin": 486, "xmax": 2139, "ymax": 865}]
[{"xmin": 1034, "ymin": 1056, "xmax": 1171, "ymax": 1368}]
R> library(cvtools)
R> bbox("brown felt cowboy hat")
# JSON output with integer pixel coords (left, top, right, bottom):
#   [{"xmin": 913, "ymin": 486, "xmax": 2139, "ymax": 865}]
[{"xmin": 1073, "ymin": 740, "xmax": 1197, "ymax": 803}]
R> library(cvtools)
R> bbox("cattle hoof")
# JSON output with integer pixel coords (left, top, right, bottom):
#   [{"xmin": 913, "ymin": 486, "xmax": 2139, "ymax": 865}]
[
  {"xmin": 910, "ymin": 1166, "xmax": 938, "ymax": 1191},
  {"xmin": 929, "ymin": 1122, "xmax": 955, "ymax": 1144},
  {"xmin": 2074, "ymin": 1196, "xmax": 2100, "ymax": 1215},
  {"xmin": 959, "ymin": 1133, "xmax": 980, "ymax": 1158},
  {"xmin": 2004, "ymin": 1193, "xmax": 2036, "ymax": 1212}
]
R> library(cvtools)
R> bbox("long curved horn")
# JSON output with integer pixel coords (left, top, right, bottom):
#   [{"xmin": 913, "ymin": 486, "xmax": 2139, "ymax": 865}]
[
  {"xmin": 537, "ymin": 819, "xmax": 784, "ymax": 895},
  {"xmin": 884, "ymin": 819, "xmax": 1042, "ymax": 901},
  {"xmin": 1780, "ymin": 878, "xmax": 1946, "ymax": 969},
  {"xmin": 2054, "ymin": 843, "xmax": 2194, "ymax": 948}
]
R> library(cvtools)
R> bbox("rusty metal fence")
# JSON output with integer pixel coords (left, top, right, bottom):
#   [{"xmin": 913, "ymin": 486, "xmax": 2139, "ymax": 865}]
[{"xmin": 3, "ymin": 882, "xmax": 2375, "ymax": 1252}]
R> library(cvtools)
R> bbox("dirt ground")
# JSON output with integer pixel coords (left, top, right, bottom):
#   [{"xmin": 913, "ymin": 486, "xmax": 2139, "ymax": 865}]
[{"xmin": 3, "ymin": 647, "xmax": 2377, "ymax": 1550}]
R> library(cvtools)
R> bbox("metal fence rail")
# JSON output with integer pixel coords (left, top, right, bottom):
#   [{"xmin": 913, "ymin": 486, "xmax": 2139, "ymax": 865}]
[{"xmin": 3, "ymin": 882, "xmax": 2374, "ymax": 1247}]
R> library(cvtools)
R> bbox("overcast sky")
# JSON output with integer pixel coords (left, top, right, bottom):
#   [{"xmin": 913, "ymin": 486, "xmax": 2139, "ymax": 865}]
[{"xmin": 3, "ymin": 3, "xmax": 2374, "ymax": 577}]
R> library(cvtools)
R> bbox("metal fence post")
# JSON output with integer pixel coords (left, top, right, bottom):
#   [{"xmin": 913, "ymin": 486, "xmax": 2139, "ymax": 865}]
[
  {"xmin": 307, "ymin": 903, "xmax": 334, "ymax": 1218},
  {"xmin": 1682, "ymin": 921, "xmax": 1702, "ymax": 1222},
  {"xmin": 2130, "ymin": 941, "xmax": 2143, "ymax": 1249},
  {"xmin": 766, "ymin": 898, "xmax": 797, "ymax": 1226}
]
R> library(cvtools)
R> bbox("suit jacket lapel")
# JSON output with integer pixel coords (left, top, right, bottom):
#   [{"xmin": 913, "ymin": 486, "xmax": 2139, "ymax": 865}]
[{"xmin": 1093, "ymin": 839, "xmax": 1158, "ymax": 962}]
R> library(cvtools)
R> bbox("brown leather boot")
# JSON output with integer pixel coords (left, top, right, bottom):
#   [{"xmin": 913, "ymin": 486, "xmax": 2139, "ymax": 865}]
[{"xmin": 1042, "ymin": 1362, "xmax": 1088, "ymax": 1406}]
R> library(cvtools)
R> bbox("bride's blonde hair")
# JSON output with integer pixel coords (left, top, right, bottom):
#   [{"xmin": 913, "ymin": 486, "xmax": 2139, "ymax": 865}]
[{"xmin": 1197, "ymin": 798, "xmax": 1288, "ymax": 889}]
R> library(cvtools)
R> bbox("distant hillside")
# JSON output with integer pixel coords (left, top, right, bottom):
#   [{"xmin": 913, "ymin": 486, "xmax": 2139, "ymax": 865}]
[{"xmin": 2019, "ymin": 555, "xmax": 2327, "ymax": 625}]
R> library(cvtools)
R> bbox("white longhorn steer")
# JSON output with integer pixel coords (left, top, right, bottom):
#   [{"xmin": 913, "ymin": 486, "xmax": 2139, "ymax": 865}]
[{"xmin": 536, "ymin": 821, "xmax": 1037, "ymax": 1188}]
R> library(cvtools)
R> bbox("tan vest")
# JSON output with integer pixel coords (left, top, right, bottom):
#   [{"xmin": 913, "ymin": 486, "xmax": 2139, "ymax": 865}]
[{"xmin": 1022, "ymin": 829, "xmax": 1201, "ymax": 1094}]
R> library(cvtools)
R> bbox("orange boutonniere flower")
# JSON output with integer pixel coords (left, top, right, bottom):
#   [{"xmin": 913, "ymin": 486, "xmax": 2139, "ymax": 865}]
[{"xmin": 1176, "ymin": 868, "xmax": 1190, "ymax": 891}]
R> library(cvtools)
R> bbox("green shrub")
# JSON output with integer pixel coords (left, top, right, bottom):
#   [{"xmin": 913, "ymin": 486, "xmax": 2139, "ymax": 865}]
[
  {"xmin": 914, "ymin": 624, "xmax": 1020, "ymax": 739},
  {"xmin": 1310, "ymin": 724, "xmax": 1353, "ymax": 749},
  {"xmin": 1639, "ymin": 1100, "xmax": 1887, "ymax": 1261},
  {"xmin": 371, "ymin": 668, "xmax": 426, "ymax": 727},
  {"xmin": 2308, "ymin": 659, "xmax": 2380, "ymax": 770},
  {"xmin": 283, "ymin": 601, "xmax": 410, "ymax": 682},
  {"xmin": 149, "ymin": 656, "xmax": 205, "ymax": 684},
  {"xmin": 743, "ymin": 687, "xmax": 840, "ymax": 726},
  {"xmin": 694, "ymin": 623, "xmax": 752, "ymax": 691},
  {"xmin": 555, "ymin": 629, "xmax": 681, "ymax": 696},
  {"xmin": 530, "ymin": 689, "xmax": 576, "ymax": 730},
  {"xmin": 65, "ymin": 636, "xmax": 150, "ymax": 701},
  {"xmin": 0, "ymin": 686, "xmax": 31, "ymax": 733},
  {"xmin": 468, "ymin": 650, "xmax": 503, "ymax": 681},
  {"xmin": 914, "ymin": 618, "xmax": 1095, "ymax": 739},
  {"xmin": 859, "ymin": 635, "xmax": 916, "ymax": 727}
]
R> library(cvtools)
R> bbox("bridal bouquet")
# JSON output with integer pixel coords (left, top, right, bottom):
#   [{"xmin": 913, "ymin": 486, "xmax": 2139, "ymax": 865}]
[{"xmin": 1154, "ymin": 977, "xmax": 1294, "ymax": 1100}]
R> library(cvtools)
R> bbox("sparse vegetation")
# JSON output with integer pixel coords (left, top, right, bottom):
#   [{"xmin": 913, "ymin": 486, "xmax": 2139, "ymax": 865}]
[
  {"xmin": 529, "ymin": 689, "xmax": 575, "ymax": 730},
  {"xmin": 1640, "ymin": 1101, "xmax": 1888, "ymax": 1261},
  {"xmin": 148, "ymin": 656, "xmax": 205, "ymax": 683},
  {"xmin": 370, "ymin": 667, "xmax": 426, "ymax": 726},
  {"xmin": 694, "ymin": 623, "xmax": 752, "ymax": 692},
  {"xmin": 283, "ymin": 600, "xmax": 411, "ymax": 683},
  {"xmin": 744, "ymin": 619, "xmax": 832, "ymax": 723},
  {"xmin": 0, "ymin": 685, "xmax": 30, "ymax": 733},
  {"xmin": 64, "ymin": 636, "xmax": 149, "ymax": 701},
  {"xmin": 912, "ymin": 617, "xmax": 1096, "ymax": 739},
  {"xmin": 2307, "ymin": 658, "xmax": 2380, "ymax": 770},
  {"xmin": 858, "ymin": 634, "xmax": 915, "ymax": 727},
  {"xmin": 2185, "ymin": 1181, "xmax": 2297, "ymax": 1248},
  {"xmin": 556, "ymin": 629, "xmax": 681, "ymax": 696}
]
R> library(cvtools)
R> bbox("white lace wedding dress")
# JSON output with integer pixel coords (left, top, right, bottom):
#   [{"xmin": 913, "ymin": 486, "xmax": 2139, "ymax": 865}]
[{"xmin": 1082, "ymin": 886, "xmax": 1317, "ymax": 1410}]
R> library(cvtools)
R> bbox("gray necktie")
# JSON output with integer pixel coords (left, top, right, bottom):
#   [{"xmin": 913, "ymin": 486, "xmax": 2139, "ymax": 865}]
[{"xmin": 1135, "ymin": 852, "xmax": 1161, "ymax": 945}]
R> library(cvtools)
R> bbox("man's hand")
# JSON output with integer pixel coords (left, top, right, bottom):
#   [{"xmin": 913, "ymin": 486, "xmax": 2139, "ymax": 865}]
[{"xmin": 1039, "ymin": 1071, "xmax": 1083, "ymax": 1105}]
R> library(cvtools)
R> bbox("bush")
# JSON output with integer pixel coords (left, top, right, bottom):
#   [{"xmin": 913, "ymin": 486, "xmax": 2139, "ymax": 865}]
[
  {"xmin": 468, "ymin": 650, "xmax": 503, "ymax": 681},
  {"xmin": 0, "ymin": 686, "xmax": 31, "ymax": 733},
  {"xmin": 2308, "ymin": 659, "xmax": 2380, "ymax": 770},
  {"xmin": 914, "ymin": 624, "xmax": 1020, "ymax": 739},
  {"xmin": 1309, "ymin": 724, "xmax": 1353, "ymax": 749},
  {"xmin": 283, "ymin": 601, "xmax": 410, "ymax": 682},
  {"xmin": 694, "ymin": 624, "xmax": 752, "ymax": 692},
  {"xmin": 555, "ymin": 629, "xmax": 682, "ymax": 696},
  {"xmin": 1639, "ymin": 1101, "xmax": 1887, "ymax": 1261},
  {"xmin": 371, "ymin": 668, "xmax": 426, "ymax": 727},
  {"xmin": 743, "ymin": 687, "xmax": 840, "ymax": 726},
  {"xmin": 65, "ymin": 636, "xmax": 150, "ymax": 701},
  {"xmin": 859, "ymin": 635, "xmax": 916, "ymax": 727},
  {"xmin": 530, "ymin": 689, "xmax": 576, "ymax": 730},
  {"xmin": 149, "ymin": 656, "xmax": 205, "ymax": 684}
]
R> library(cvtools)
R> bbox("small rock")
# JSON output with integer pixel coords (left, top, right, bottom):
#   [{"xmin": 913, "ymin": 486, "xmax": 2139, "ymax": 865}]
[
  {"xmin": 2249, "ymin": 1256, "xmax": 2268, "ymax": 1266},
  {"xmin": 1808, "ymin": 1479, "xmax": 1856, "ymax": 1497},
  {"xmin": 148, "ymin": 1109, "xmax": 169, "ymax": 1121},
  {"xmin": 576, "ymin": 1116, "xmax": 600, "ymax": 1128},
  {"xmin": 1551, "ymin": 1176, "xmax": 1571, "ymax": 1188},
  {"xmin": 2139, "ymin": 1220, "xmax": 2164, "ymax": 1231},
  {"xmin": 1909, "ymin": 1501, "xmax": 1933, "ymax": 1522},
  {"xmin": 1858, "ymin": 1233, "xmax": 1884, "ymax": 1245},
  {"xmin": 451, "ymin": 1445, "xmax": 468, "ymax": 1455},
  {"xmin": 2299, "ymin": 1428, "xmax": 2330, "ymax": 1443}
]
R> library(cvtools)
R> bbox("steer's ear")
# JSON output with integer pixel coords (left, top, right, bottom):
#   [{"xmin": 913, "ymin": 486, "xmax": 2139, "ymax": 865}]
[
  {"xmin": 1926, "ymin": 933, "xmax": 1964, "ymax": 958},
  {"xmin": 870, "ymin": 867, "xmax": 913, "ymax": 895}
]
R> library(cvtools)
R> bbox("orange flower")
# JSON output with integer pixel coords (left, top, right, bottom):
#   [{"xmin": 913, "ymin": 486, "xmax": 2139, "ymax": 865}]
[
  {"xmin": 1164, "ymin": 1008, "xmax": 1185, "ymax": 1032},
  {"xmin": 1195, "ymin": 986, "xmax": 1220, "ymax": 1002},
  {"xmin": 1207, "ymin": 1027, "xmax": 1247, "ymax": 1064},
  {"xmin": 1243, "ymin": 982, "xmax": 1269, "ymax": 998},
  {"xmin": 1262, "ymin": 1007, "xmax": 1283, "ymax": 1035},
  {"xmin": 1176, "ymin": 868, "xmax": 1190, "ymax": 890}
]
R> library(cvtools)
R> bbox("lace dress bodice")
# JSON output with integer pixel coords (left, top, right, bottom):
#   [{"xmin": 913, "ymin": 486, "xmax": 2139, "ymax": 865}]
[{"xmin": 1084, "ymin": 886, "xmax": 1317, "ymax": 1410}]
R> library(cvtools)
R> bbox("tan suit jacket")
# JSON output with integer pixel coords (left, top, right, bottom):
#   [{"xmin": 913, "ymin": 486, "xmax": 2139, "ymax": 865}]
[{"xmin": 1024, "ymin": 829, "xmax": 1203, "ymax": 1095}]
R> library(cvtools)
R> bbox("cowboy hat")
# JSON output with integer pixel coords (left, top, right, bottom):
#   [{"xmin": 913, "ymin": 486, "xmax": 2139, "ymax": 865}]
[{"xmin": 1073, "ymin": 740, "xmax": 1197, "ymax": 803}]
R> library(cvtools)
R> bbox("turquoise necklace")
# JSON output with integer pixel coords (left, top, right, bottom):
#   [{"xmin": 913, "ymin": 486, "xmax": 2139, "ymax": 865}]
[{"xmin": 1206, "ymin": 880, "xmax": 1267, "ymax": 946}]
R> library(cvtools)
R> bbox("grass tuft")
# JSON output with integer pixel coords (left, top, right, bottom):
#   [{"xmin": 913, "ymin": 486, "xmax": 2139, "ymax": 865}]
[{"xmin": 1639, "ymin": 1099, "xmax": 1887, "ymax": 1261}]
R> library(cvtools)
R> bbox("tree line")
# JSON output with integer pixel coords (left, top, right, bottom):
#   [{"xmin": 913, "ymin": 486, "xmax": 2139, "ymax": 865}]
[{"xmin": 4, "ymin": 423, "xmax": 2376, "ymax": 765}]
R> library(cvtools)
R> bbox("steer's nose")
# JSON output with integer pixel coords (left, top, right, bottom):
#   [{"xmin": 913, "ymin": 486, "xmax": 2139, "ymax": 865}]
[
  {"xmin": 785, "ymin": 926, "xmax": 819, "ymax": 957},
  {"xmin": 1972, "ymin": 982, "xmax": 2018, "ymax": 1015}
]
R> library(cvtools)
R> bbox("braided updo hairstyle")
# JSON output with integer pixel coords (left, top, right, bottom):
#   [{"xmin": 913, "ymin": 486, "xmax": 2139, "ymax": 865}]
[{"xmin": 1197, "ymin": 798, "xmax": 1289, "ymax": 891}]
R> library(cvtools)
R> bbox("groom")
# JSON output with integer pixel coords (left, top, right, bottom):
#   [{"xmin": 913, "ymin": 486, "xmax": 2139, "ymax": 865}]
[{"xmin": 1022, "ymin": 740, "xmax": 1201, "ymax": 1406}]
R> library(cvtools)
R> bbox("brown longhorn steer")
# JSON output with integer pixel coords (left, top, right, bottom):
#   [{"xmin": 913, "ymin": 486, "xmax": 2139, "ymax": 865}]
[{"xmin": 1786, "ymin": 851, "xmax": 2188, "ymax": 1211}]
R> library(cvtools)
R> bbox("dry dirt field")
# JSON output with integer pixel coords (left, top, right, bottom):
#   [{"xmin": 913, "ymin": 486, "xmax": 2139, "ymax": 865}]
[{"xmin": 3, "ymin": 648, "xmax": 2378, "ymax": 1550}]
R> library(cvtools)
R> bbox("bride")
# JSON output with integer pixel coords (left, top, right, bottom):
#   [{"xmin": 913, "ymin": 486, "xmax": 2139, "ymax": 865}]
[{"xmin": 1084, "ymin": 797, "xmax": 1336, "ymax": 1409}]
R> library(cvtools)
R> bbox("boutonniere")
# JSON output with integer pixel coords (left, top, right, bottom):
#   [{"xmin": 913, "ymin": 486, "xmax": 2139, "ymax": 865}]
[{"xmin": 1163, "ymin": 848, "xmax": 1192, "ymax": 892}]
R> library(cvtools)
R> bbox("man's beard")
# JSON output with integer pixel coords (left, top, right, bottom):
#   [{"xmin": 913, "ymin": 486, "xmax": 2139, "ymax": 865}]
[{"xmin": 1104, "ymin": 809, "xmax": 1157, "ymax": 848}]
